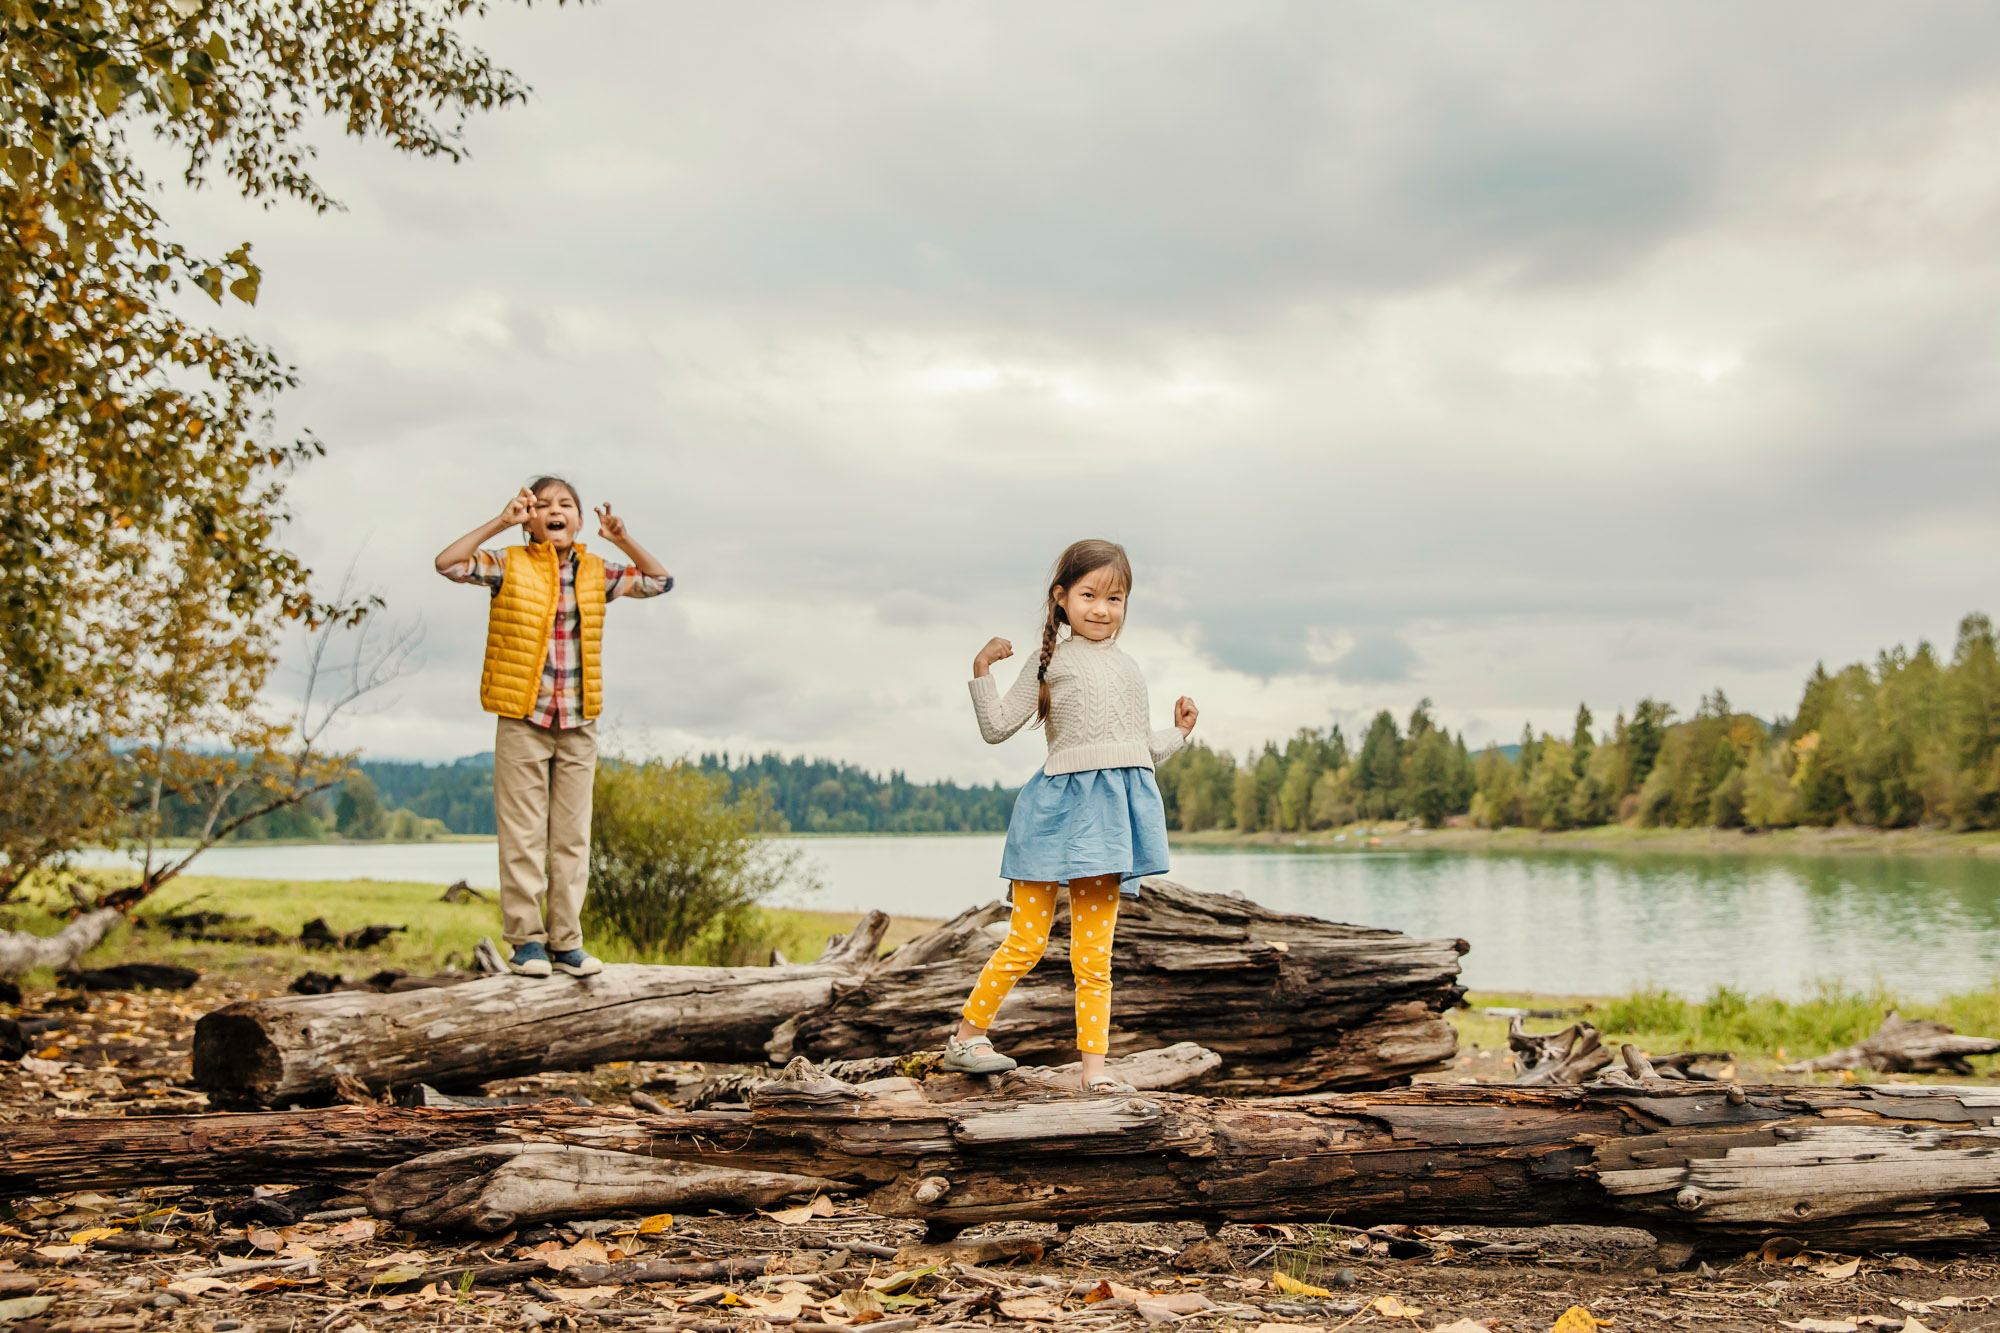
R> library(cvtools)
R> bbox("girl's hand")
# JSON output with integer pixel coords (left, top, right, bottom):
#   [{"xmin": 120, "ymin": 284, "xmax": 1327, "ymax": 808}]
[
  {"xmin": 1174, "ymin": 696, "xmax": 1199, "ymax": 736},
  {"xmin": 595, "ymin": 503, "xmax": 629, "ymax": 543},
  {"xmin": 973, "ymin": 637, "xmax": 1014, "ymax": 677},
  {"xmin": 499, "ymin": 487, "xmax": 535, "ymax": 527}
]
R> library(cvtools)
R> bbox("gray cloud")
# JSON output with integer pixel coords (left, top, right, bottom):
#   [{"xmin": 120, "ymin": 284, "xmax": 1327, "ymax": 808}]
[{"xmin": 149, "ymin": 2, "xmax": 2000, "ymax": 777}]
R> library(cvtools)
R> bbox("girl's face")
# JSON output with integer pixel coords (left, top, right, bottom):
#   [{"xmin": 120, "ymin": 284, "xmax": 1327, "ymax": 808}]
[
  {"xmin": 524, "ymin": 485, "xmax": 581, "ymax": 549},
  {"xmin": 1056, "ymin": 564, "xmax": 1128, "ymax": 641}
]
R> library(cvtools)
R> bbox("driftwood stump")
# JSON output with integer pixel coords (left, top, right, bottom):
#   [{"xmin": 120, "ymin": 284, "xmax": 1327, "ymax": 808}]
[
  {"xmin": 192, "ymin": 880, "xmax": 1467, "ymax": 1106},
  {"xmin": 12, "ymin": 1081, "xmax": 2000, "ymax": 1251},
  {"xmin": 0, "ymin": 909, "xmax": 120, "ymax": 979},
  {"xmin": 1783, "ymin": 1010, "xmax": 2000, "ymax": 1075}
]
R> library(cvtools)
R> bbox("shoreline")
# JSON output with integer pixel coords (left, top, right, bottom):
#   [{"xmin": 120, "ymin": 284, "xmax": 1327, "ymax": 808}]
[{"xmin": 1171, "ymin": 822, "xmax": 2000, "ymax": 859}]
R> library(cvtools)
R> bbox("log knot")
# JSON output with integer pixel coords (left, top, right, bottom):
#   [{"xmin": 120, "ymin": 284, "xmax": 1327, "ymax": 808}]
[
  {"xmin": 1675, "ymin": 1187, "xmax": 1705, "ymax": 1212},
  {"xmin": 913, "ymin": 1175, "xmax": 951, "ymax": 1204}
]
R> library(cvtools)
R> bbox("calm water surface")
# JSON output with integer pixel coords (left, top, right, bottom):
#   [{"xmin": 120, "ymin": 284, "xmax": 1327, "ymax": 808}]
[{"xmin": 75, "ymin": 838, "xmax": 2000, "ymax": 998}]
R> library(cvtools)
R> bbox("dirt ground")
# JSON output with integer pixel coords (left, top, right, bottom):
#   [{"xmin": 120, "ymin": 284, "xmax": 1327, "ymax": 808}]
[{"xmin": 7, "ymin": 968, "xmax": 2000, "ymax": 1333}]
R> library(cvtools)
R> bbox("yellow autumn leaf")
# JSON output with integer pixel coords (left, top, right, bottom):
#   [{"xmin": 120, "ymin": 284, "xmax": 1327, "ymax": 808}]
[
  {"xmin": 1271, "ymin": 1271, "xmax": 1335, "ymax": 1299},
  {"xmin": 720, "ymin": 1292, "xmax": 747, "ymax": 1307},
  {"xmin": 1372, "ymin": 1294, "xmax": 1424, "ymax": 1319},
  {"xmin": 636, "ymin": 1213, "xmax": 675, "ymax": 1234},
  {"xmin": 1550, "ymin": 1307, "xmax": 1614, "ymax": 1333},
  {"xmin": 69, "ymin": 1227, "xmax": 122, "ymax": 1245}
]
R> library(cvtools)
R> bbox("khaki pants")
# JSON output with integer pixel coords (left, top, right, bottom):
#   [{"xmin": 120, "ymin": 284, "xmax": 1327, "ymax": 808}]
[{"xmin": 494, "ymin": 715, "xmax": 598, "ymax": 951}]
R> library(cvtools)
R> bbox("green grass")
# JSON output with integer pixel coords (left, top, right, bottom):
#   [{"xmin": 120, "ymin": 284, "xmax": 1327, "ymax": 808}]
[
  {"xmin": 0, "ymin": 874, "xmax": 942, "ymax": 987},
  {"xmin": 1457, "ymin": 982, "xmax": 2000, "ymax": 1075}
]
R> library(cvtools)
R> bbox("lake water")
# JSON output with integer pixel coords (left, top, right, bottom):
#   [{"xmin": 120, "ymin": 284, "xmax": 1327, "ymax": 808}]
[{"xmin": 73, "ymin": 838, "xmax": 2000, "ymax": 999}]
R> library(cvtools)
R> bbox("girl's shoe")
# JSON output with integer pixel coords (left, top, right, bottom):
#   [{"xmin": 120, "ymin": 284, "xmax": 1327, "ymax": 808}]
[
  {"xmin": 940, "ymin": 1034, "xmax": 1018, "ymax": 1074},
  {"xmin": 1085, "ymin": 1075, "xmax": 1138, "ymax": 1095},
  {"xmin": 507, "ymin": 942, "xmax": 553, "ymax": 977},
  {"xmin": 550, "ymin": 947, "xmax": 604, "ymax": 977}
]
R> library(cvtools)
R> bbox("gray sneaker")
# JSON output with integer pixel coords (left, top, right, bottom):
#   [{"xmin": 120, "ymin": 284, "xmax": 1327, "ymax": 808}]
[
  {"xmin": 507, "ymin": 942, "xmax": 552, "ymax": 977},
  {"xmin": 940, "ymin": 1035, "xmax": 1018, "ymax": 1074},
  {"xmin": 549, "ymin": 947, "xmax": 603, "ymax": 977}
]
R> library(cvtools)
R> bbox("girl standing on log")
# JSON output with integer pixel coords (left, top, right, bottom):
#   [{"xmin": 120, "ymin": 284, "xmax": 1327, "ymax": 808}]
[
  {"xmin": 435, "ymin": 478, "xmax": 673, "ymax": 979},
  {"xmin": 941, "ymin": 539, "xmax": 1198, "ymax": 1093}
]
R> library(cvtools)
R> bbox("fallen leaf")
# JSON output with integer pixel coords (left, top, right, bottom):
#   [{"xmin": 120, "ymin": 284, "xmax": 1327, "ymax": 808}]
[
  {"xmin": 1433, "ymin": 1322, "xmax": 1497, "ymax": 1333},
  {"xmin": 540, "ymin": 1238, "xmax": 611, "ymax": 1272},
  {"xmin": 635, "ymin": 1213, "xmax": 674, "ymax": 1235},
  {"xmin": 1086, "ymin": 1280, "xmax": 1158, "ymax": 1303},
  {"xmin": 763, "ymin": 1196, "xmax": 838, "ymax": 1225},
  {"xmin": 365, "ymin": 1264, "xmax": 428, "ymax": 1286},
  {"xmin": 0, "ymin": 1296, "xmax": 56, "ymax": 1322},
  {"xmin": 245, "ymin": 1227, "xmax": 284, "ymax": 1253},
  {"xmin": 1373, "ymin": 1295, "xmax": 1425, "ymax": 1320},
  {"xmin": 363, "ymin": 1251, "xmax": 433, "ymax": 1269},
  {"xmin": 862, "ymin": 1264, "xmax": 936, "ymax": 1294},
  {"xmin": 1549, "ymin": 1308, "xmax": 1612, "ymax": 1333},
  {"xmin": 1810, "ymin": 1258, "xmax": 1861, "ymax": 1281},
  {"xmin": 165, "ymin": 1277, "xmax": 236, "ymax": 1296},
  {"xmin": 30, "ymin": 1246, "xmax": 82, "ymax": 1265},
  {"xmin": 278, "ymin": 1242, "xmax": 320, "ymax": 1261},
  {"xmin": 1904, "ymin": 1321, "xmax": 1936, "ymax": 1333},
  {"xmin": 839, "ymin": 1289, "xmax": 888, "ymax": 1320},
  {"xmin": 737, "ymin": 1290, "xmax": 812, "ymax": 1320},
  {"xmin": 1780, "ymin": 1321, "xmax": 1859, "ymax": 1332},
  {"xmin": 999, "ymin": 1297, "xmax": 1065, "ymax": 1322},
  {"xmin": 549, "ymin": 1285, "xmax": 620, "ymax": 1306},
  {"xmin": 322, "ymin": 1218, "xmax": 377, "ymax": 1245},
  {"xmin": 677, "ymin": 1287, "xmax": 727, "ymax": 1306},
  {"xmin": 1255, "ymin": 1324, "xmax": 1318, "ymax": 1333},
  {"xmin": 1272, "ymin": 1271, "xmax": 1336, "ymax": 1299},
  {"xmin": 67, "ymin": 1227, "xmax": 122, "ymax": 1246}
]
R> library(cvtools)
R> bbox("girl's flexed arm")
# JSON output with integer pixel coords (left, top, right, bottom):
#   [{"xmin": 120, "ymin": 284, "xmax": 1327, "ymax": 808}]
[
  {"xmin": 969, "ymin": 636, "xmax": 1040, "ymax": 744},
  {"xmin": 1149, "ymin": 695, "xmax": 1198, "ymax": 765}
]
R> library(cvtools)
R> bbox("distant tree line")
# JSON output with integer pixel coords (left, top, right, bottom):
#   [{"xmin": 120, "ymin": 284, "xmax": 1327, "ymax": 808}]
[
  {"xmin": 697, "ymin": 753, "xmax": 1016, "ymax": 834},
  {"xmin": 1164, "ymin": 611, "xmax": 2000, "ymax": 835},
  {"xmin": 1156, "ymin": 701, "xmax": 1476, "ymax": 833}
]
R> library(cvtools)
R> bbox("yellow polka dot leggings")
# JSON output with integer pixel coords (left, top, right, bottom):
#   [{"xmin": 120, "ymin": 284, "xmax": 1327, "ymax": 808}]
[{"xmin": 960, "ymin": 875, "xmax": 1122, "ymax": 1054}]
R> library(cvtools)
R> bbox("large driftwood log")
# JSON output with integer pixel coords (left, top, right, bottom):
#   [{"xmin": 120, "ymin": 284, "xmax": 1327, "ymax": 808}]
[
  {"xmin": 0, "ymin": 909, "xmax": 120, "ymax": 979},
  {"xmin": 1783, "ymin": 1010, "xmax": 2000, "ymax": 1075},
  {"xmin": 192, "ymin": 880, "xmax": 1466, "ymax": 1106},
  {"xmin": 13, "ymin": 1081, "xmax": 2000, "ymax": 1251}
]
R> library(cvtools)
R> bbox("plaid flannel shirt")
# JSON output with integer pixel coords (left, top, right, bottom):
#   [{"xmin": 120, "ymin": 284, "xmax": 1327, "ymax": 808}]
[{"xmin": 447, "ymin": 546, "xmax": 672, "ymax": 728}]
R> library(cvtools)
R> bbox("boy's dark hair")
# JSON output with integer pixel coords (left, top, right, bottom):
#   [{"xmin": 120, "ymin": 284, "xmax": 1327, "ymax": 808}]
[{"xmin": 528, "ymin": 475, "xmax": 580, "ymax": 509}]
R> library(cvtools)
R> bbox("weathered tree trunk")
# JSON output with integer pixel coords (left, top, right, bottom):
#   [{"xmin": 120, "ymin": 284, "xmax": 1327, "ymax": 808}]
[
  {"xmin": 13, "ymin": 1081, "xmax": 2000, "ymax": 1252},
  {"xmin": 192, "ymin": 881, "xmax": 1467, "ymax": 1106},
  {"xmin": 0, "ymin": 908, "xmax": 120, "ymax": 979},
  {"xmin": 1783, "ymin": 1010, "xmax": 2000, "ymax": 1075}
]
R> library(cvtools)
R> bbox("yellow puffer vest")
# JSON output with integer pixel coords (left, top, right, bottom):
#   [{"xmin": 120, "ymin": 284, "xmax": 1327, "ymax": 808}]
[{"xmin": 479, "ymin": 543, "xmax": 607, "ymax": 720}]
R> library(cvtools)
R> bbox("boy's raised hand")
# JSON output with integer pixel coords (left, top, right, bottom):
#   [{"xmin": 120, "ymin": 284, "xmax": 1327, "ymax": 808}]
[
  {"xmin": 500, "ymin": 487, "xmax": 535, "ymax": 527},
  {"xmin": 595, "ymin": 503, "xmax": 628, "ymax": 543},
  {"xmin": 1175, "ymin": 696, "xmax": 1199, "ymax": 736}
]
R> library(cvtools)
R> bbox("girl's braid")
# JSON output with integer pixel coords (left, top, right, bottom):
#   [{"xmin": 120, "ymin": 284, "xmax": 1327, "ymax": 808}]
[{"xmin": 1034, "ymin": 600, "xmax": 1063, "ymax": 724}]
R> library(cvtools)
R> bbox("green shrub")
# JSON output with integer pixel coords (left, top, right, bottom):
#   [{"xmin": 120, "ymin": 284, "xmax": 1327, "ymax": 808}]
[{"xmin": 585, "ymin": 757, "xmax": 813, "ymax": 964}]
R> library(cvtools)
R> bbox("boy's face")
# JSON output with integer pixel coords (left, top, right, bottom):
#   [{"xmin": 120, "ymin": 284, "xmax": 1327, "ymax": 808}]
[{"xmin": 524, "ymin": 485, "xmax": 581, "ymax": 550}]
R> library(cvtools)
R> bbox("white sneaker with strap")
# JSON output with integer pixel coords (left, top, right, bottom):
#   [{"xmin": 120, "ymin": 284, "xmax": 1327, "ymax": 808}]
[{"xmin": 940, "ymin": 1034, "xmax": 1018, "ymax": 1074}]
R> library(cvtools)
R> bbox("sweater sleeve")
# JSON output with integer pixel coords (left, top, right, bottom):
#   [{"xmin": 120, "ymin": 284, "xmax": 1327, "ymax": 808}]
[
  {"xmin": 969, "ymin": 657, "xmax": 1042, "ymax": 745},
  {"xmin": 1149, "ymin": 724, "xmax": 1186, "ymax": 766}
]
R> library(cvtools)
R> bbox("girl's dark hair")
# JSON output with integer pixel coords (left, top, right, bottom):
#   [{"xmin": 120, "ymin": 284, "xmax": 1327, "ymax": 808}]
[
  {"xmin": 527, "ymin": 475, "xmax": 581, "ymax": 509},
  {"xmin": 1035, "ymin": 539, "xmax": 1133, "ymax": 724}
]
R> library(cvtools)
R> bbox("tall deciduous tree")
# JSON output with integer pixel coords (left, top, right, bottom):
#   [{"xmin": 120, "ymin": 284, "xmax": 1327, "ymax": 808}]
[{"xmin": 1, "ymin": 1, "xmax": 571, "ymax": 899}]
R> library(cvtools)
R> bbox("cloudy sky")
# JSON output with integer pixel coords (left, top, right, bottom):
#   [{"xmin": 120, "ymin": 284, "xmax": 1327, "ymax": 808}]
[{"xmin": 166, "ymin": 3, "xmax": 2000, "ymax": 784}]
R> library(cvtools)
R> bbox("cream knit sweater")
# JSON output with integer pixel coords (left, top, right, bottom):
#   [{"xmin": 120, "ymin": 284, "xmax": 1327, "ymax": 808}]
[{"xmin": 969, "ymin": 634, "xmax": 1186, "ymax": 775}]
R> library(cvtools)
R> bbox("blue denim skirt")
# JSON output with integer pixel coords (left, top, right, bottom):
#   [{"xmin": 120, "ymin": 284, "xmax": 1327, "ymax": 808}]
[{"xmin": 998, "ymin": 766, "xmax": 1170, "ymax": 897}]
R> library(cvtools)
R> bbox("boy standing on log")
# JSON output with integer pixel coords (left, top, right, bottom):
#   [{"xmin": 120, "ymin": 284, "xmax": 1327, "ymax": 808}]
[{"xmin": 434, "ymin": 478, "xmax": 673, "ymax": 978}]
